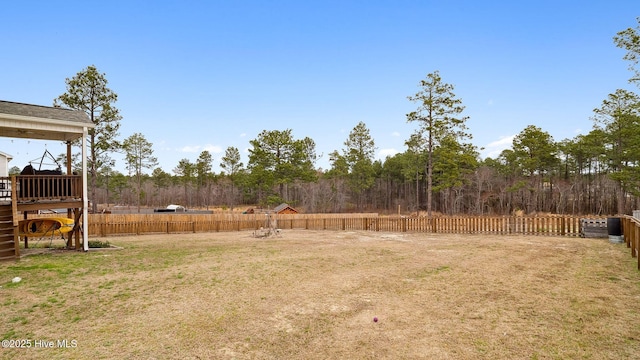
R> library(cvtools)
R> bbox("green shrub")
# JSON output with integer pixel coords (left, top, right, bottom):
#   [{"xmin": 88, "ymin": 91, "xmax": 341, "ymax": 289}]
[{"xmin": 88, "ymin": 240, "xmax": 111, "ymax": 248}]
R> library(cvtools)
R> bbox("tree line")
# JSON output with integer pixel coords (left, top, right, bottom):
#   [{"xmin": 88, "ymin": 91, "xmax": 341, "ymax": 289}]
[{"xmin": 10, "ymin": 18, "xmax": 640, "ymax": 215}]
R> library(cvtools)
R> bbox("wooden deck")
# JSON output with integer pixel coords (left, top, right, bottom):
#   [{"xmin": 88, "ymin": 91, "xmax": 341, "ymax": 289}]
[{"xmin": 0, "ymin": 175, "xmax": 85, "ymax": 260}]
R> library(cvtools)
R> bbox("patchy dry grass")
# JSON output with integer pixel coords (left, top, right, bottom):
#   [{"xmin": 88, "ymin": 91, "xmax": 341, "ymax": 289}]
[{"xmin": 1, "ymin": 230, "xmax": 640, "ymax": 359}]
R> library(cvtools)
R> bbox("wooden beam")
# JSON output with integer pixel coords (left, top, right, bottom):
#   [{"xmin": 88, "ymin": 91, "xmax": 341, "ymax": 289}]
[
  {"xmin": 13, "ymin": 226, "xmax": 19, "ymax": 258},
  {"xmin": 10, "ymin": 176, "xmax": 18, "ymax": 226},
  {"xmin": 73, "ymin": 209, "xmax": 82, "ymax": 250},
  {"xmin": 66, "ymin": 141, "xmax": 72, "ymax": 175},
  {"xmin": 10, "ymin": 176, "xmax": 19, "ymax": 258},
  {"xmin": 17, "ymin": 200, "xmax": 83, "ymax": 212}
]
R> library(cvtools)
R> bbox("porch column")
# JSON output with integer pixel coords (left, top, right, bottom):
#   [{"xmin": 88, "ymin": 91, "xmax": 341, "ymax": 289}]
[
  {"xmin": 82, "ymin": 127, "xmax": 89, "ymax": 252},
  {"xmin": 66, "ymin": 141, "xmax": 72, "ymax": 174},
  {"xmin": 66, "ymin": 141, "xmax": 73, "ymax": 249}
]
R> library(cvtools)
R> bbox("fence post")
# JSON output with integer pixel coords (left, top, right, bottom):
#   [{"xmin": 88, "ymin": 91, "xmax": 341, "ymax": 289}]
[
  {"xmin": 624, "ymin": 218, "xmax": 629, "ymax": 248},
  {"xmin": 632, "ymin": 220, "xmax": 637, "ymax": 257},
  {"xmin": 633, "ymin": 221, "xmax": 637, "ymax": 256},
  {"xmin": 635, "ymin": 222, "xmax": 640, "ymax": 270}
]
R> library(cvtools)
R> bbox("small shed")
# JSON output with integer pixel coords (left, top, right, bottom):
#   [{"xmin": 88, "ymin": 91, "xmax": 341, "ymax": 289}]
[
  {"xmin": 166, "ymin": 204, "xmax": 186, "ymax": 212},
  {"xmin": 274, "ymin": 203, "xmax": 298, "ymax": 214},
  {"xmin": 154, "ymin": 204, "xmax": 186, "ymax": 213}
]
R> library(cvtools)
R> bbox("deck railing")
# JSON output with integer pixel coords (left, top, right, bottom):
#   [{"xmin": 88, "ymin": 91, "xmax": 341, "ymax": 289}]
[{"xmin": 0, "ymin": 176, "xmax": 82, "ymax": 202}]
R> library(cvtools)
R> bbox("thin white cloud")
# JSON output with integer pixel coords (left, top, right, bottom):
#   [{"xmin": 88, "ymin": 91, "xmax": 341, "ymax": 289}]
[
  {"xmin": 239, "ymin": 133, "xmax": 246, "ymax": 137},
  {"xmin": 391, "ymin": 131, "xmax": 400, "ymax": 137},
  {"xmin": 378, "ymin": 148, "xmax": 398, "ymax": 160},
  {"xmin": 179, "ymin": 144, "xmax": 224, "ymax": 154},
  {"xmin": 180, "ymin": 145, "xmax": 201, "ymax": 153},
  {"xmin": 486, "ymin": 135, "xmax": 515, "ymax": 148},
  {"xmin": 203, "ymin": 144, "xmax": 223, "ymax": 154},
  {"xmin": 482, "ymin": 135, "xmax": 515, "ymax": 159}
]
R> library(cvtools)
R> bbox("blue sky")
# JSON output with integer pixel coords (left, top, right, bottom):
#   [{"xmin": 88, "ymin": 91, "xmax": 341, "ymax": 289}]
[{"xmin": 1, "ymin": 1, "xmax": 638, "ymax": 174}]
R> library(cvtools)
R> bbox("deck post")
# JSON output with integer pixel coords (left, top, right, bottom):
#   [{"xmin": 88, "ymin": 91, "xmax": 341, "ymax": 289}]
[
  {"xmin": 82, "ymin": 127, "xmax": 89, "ymax": 251},
  {"xmin": 11, "ymin": 176, "xmax": 20, "ymax": 258}
]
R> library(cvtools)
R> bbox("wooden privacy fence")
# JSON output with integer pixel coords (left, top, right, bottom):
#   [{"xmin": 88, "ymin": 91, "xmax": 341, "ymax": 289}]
[
  {"xmin": 621, "ymin": 215, "xmax": 640, "ymax": 270},
  {"xmin": 84, "ymin": 213, "xmax": 596, "ymax": 238}
]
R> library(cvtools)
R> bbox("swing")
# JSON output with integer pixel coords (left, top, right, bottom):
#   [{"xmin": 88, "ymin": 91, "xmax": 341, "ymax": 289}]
[{"xmin": 30, "ymin": 149, "xmax": 62, "ymax": 172}]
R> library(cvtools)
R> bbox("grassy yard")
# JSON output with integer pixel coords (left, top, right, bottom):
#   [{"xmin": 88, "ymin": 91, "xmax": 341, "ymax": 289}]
[{"xmin": 1, "ymin": 230, "xmax": 640, "ymax": 359}]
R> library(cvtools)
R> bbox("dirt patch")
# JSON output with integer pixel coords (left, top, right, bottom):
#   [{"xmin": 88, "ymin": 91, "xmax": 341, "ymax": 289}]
[{"xmin": 1, "ymin": 230, "xmax": 640, "ymax": 359}]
